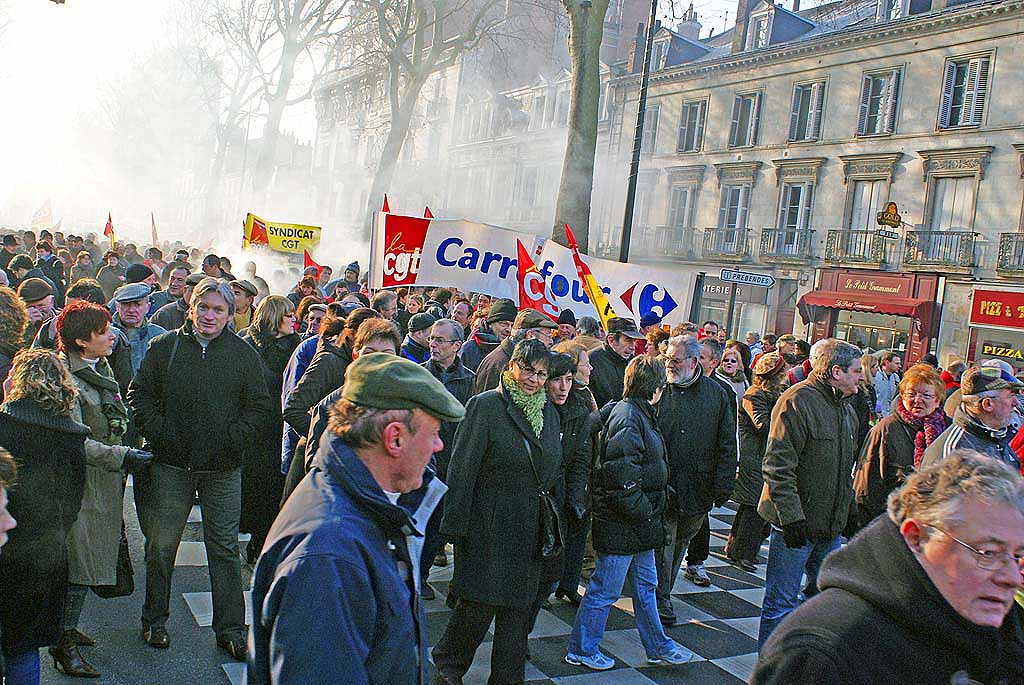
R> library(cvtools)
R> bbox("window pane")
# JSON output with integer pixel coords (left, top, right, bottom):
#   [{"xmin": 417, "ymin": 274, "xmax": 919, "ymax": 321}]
[
  {"xmin": 949, "ymin": 62, "xmax": 969, "ymax": 126},
  {"xmin": 794, "ymin": 86, "xmax": 812, "ymax": 140},
  {"xmin": 736, "ymin": 97, "xmax": 752, "ymax": 146},
  {"xmin": 930, "ymin": 177, "xmax": 975, "ymax": 231},
  {"xmin": 866, "ymin": 76, "xmax": 885, "ymax": 134}
]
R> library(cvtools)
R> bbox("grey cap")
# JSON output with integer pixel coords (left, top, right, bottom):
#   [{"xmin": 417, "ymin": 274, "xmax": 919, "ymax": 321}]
[{"xmin": 112, "ymin": 282, "xmax": 152, "ymax": 303}]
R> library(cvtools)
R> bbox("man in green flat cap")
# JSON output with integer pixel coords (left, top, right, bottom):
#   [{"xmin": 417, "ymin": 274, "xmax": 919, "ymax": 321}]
[{"xmin": 247, "ymin": 353, "xmax": 465, "ymax": 685}]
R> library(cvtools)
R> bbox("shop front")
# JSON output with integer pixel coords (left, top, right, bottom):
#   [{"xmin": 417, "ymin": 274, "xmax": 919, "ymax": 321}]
[
  {"xmin": 796, "ymin": 269, "xmax": 940, "ymax": 363},
  {"xmin": 966, "ymin": 287, "xmax": 1024, "ymax": 373},
  {"xmin": 691, "ymin": 275, "xmax": 769, "ymax": 339}
]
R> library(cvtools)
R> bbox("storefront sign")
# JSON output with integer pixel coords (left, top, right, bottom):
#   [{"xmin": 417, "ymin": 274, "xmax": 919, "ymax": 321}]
[
  {"xmin": 979, "ymin": 343, "xmax": 1024, "ymax": 361},
  {"xmin": 969, "ymin": 288, "xmax": 1024, "ymax": 330},
  {"xmin": 837, "ymin": 274, "xmax": 910, "ymax": 298},
  {"xmin": 876, "ymin": 202, "xmax": 902, "ymax": 228}
]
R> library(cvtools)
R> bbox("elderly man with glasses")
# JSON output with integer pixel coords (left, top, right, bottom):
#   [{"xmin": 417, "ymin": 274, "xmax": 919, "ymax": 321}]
[{"xmin": 754, "ymin": 449, "xmax": 1024, "ymax": 684}]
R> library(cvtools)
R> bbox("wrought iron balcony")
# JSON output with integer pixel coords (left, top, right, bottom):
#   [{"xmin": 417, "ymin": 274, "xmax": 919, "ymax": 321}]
[
  {"xmin": 703, "ymin": 227, "xmax": 750, "ymax": 262},
  {"xmin": 632, "ymin": 225, "xmax": 700, "ymax": 260},
  {"xmin": 824, "ymin": 229, "xmax": 886, "ymax": 265},
  {"xmin": 903, "ymin": 230, "xmax": 975, "ymax": 269},
  {"xmin": 760, "ymin": 228, "xmax": 814, "ymax": 264},
  {"xmin": 997, "ymin": 233, "xmax": 1024, "ymax": 274}
]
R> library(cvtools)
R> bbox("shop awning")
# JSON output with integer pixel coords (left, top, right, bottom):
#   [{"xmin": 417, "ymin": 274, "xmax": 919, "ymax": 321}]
[{"xmin": 797, "ymin": 291, "xmax": 933, "ymax": 324}]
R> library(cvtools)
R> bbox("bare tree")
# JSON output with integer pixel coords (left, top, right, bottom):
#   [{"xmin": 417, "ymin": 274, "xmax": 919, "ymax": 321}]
[{"xmin": 550, "ymin": 0, "xmax": 609, "ymax": 252}]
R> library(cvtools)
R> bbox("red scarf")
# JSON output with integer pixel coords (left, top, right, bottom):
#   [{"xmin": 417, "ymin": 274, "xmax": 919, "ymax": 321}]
[{"xmin": 895, "ymin": 401, "xmax": 946, "ymax": 468}]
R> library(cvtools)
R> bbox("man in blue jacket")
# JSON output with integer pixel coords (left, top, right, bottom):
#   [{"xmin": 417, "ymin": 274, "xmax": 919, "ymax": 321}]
[{"xmin": 247, "ymin": 353, "xmax": 465, "ymax": 685}]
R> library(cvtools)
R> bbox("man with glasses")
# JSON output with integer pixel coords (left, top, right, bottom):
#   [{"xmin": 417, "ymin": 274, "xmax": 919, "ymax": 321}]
[
  {"xmin": 654, "ymin": 335, "xmax": 737, "ymax": 625},
  {"xmin": 754, "ymin": 450, "xmax": 1024, "ymax": 684},
  {"xmin": 473, "ymin": 309, "xmax": 557, "ymax": 394},
  {"xmin": 420, "ymin": 318, "xmax": 475, "ymax": 598},
  {"xmin": 923, "ymin": 366, "xmax": 1023, "ymax": 470}
]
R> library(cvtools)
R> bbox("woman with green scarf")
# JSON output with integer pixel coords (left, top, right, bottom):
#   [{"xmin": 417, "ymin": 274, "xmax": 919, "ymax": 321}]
[
  {"xmin": 52, "ymin": 300, "xmax": 152, "ymax": 678},
  {"xmin": 435, "ymin": 338, "xmax": 563, "ymax": 685}
]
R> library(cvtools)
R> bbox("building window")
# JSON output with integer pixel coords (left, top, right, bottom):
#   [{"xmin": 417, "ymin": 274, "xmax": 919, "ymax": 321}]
[
  {"xmin": 857, "ymin": 69, "xmax": 900, "ymax": 136},
  {"xmin": 728, "ymin": 92, "xmax": 761, "ymax": 148},
  {"xmin": 878, "ymin": 0, "xmax": 906, "ymax": 20},
  {"xmin": 718, "ymin": 184, "xmax": 750, "ymax": 236},
  {"xmin": 530, "ymin": 93, "xmax": 547, "ymax": 131},
  {"xmin": 938, "ymin": 55, "xmax": 991, "ymax": 129},
  {"xmin": 652, "ymin": 40, "xmax": 668, "ymax": 70},
  {"xmin": 677, "ymin": 100, "xmax": 706, "ymax": 153},
  {"xmin": 555, "ymin": 85, "xmax": 571, "ymax": 127},
  {"xmin": 641, "ymin": 105, "xmax": 660, "ymax": 156},
  {"xmin": 789, "ymin": 82, "xmax": 825, "ymax": 142},
  {"xmin": 778, "ymin": 182, "xmax": 814, "ymax": 248},
  {"xmin": 668, "ymin": 186, "xmax": 696, "ymax": 229},
  {"xmin": 847, "ymin": 179, "xmax": 886, "ymax": 231},
  {"xmin": 747, "ymin": 14, "xmax": 770, "ymax": 49},
  {"xmin": 929, "ymin": 176, "xmax": 976, "ymax": 231}
]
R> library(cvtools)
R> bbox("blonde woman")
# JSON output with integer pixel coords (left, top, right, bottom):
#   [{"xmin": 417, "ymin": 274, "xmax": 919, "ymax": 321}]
[
  {"xmin": 0, "ymin": 286, "xmax": 28, "ymax": 396},
  {"xmin": 0, "ymin": 349, "xmax": 89, "ymax": 681}
]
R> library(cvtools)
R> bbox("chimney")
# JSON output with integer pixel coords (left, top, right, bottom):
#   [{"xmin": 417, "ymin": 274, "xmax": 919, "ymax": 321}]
[
  {"xmin": 732, "ymin": 0, "xmax": 752, "ymax": 53},
  {"xmin": 676, "ymin": 3, "xmax": 703, "ymax": 41},
  {"xmin": 627, "ymin": 22, "xmax": 647, "ymax": 74},
  {"xmin": 792, "ymin": 0, "xmax": 801, "ymax": 11}
]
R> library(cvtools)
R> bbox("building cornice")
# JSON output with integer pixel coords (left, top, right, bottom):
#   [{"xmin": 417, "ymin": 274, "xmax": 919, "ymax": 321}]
[
  {"xmin": 838, "ymin": 152, "xmax": 903, "ymax": 184},
  {"xmin": 771, "ymin": 157, "xmax": 827, "ymax": 185},
  {"xmin": 665, "ymin": 164, "xmax": 706, "ymax": 185},
  {"xmin": 714, "ymin": 161, "xmax": 763, "ymax": 186},
  {"xmin": 613, "ymin": 0, "xmax": 1024, "ymax": 87},
  {"xmin": 917, "ymin": 146, "xmax": 994, "ymax": 181}
]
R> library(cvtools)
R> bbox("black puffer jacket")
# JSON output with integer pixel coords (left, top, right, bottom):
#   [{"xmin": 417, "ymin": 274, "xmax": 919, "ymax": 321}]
[
  {"xmin": 591, "ymin": 398, "xmax": 668, "ymax": 555},
  {"xmin": 422, "ymin": 356, "xmax": 475, "ymax": 479},
  {"xmin": 588, "ymin": 344, "xmax": 629, "ymax": 410},
  {"xmin": 560, "ymin": 387, "xmax": 596, "ymax": 517},
  {"xmin": 282, "ymin": 337, "xmax": 351, "ymax": 437},
  {"xmin": 734, "ymin": 385, "xmax": 781, "ymax": 507}
]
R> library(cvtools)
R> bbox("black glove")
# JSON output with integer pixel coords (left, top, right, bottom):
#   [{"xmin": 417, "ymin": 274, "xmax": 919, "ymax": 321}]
[
  {"xmin": 124, "ymin": 449, "xmax": 154, "ymax": 474},
  {"xmin": 781, "ymin": 519, "xmax": 810, "ymax": 549}
]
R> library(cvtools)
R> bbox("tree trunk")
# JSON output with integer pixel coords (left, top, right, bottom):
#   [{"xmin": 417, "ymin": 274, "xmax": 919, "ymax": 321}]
[
  {"xmin": 253, "ymin": 43, "xmax": 299, "ymax": 193},
  {"xmin": 552, "ymin": 0, "xmax": 608, "ymax": 254}
]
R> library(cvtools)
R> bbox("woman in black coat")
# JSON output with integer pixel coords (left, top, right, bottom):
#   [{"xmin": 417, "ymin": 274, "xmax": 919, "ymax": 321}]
[
  {"xmin": 0, "ymin": 349, "xmax": 88, "ymax": 683},
  {"xmin": 725, "ymin": 352, "xmax": 788, "ymax": 572},
  {"xmin": 566, "ymin": 355, "xmax": 694, "ymax": 671},
  {"xmin": 240, "ymin": 296, "xmax": 301, "ymax": 563},
  {"xmin": 435, "ymin": 339, "xmax": 563, "ymax": 685}
]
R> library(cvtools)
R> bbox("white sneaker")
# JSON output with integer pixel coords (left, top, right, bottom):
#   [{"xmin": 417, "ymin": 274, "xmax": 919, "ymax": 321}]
[
  {"xmin": 647, "ymin": 642, "xmax": 696, "ymax": 665},
  {"xmin": 565, "ymin": 650, "xmax": 615, "ymax": 671}
]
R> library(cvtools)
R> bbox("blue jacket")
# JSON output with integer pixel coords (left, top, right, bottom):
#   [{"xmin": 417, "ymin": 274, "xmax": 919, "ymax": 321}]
[
  {"xmin": 279, "ymin": 335, "xmax": 321, "ymax": 473},
  {"xmin": 112, "ymin": 314, "xmax": 166, "ymax": 375},
  {"xmin": 247, "ymin": 433, "xmax": 445, "ymax": 685}
]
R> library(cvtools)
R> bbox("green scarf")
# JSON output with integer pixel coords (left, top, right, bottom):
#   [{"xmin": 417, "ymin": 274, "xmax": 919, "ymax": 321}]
[
  {"xmin": 73, "ymin": 356, "xmax": 129, "ymax": 439},
  {"xmin": 501, "ymin": 370, "xmax": 545, "ymax": 438}
]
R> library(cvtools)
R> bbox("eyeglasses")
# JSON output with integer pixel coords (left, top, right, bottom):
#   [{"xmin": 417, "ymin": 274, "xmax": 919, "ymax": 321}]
[
  {"xmin": 901, "ymin": 391, "xmax": 936, "ymax": 401},
  {"xmin": 516, "ymin": 364, "xmax": 548, "ymax": 381},
  {"xmin": 427, "ymin": 336, "xmax": 456, "ymax": 345},
  {"xmin": 922, "ymin": 524, "xmax": 1024, "ymax": 571}
]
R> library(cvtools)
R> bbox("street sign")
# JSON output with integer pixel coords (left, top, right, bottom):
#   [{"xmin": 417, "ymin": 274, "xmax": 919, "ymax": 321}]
[
  {"xmin": 876, "ymin": 201, "xmax": 902, "ymax": 228},
  {"xmin": 720, "ymin": 269, "xmax": 775, "ymax": 289},
  {"xmin": 877, "ymin": 229, "xmax": 900, "ymax": 240}
]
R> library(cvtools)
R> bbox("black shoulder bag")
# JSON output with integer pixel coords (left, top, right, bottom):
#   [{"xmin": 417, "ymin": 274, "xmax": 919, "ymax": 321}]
[{"xmin": 523, "ymin": 438, "xmax": 564, "ymax": 561}]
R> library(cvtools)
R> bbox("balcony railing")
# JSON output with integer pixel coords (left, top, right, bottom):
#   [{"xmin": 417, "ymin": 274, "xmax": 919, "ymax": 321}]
[
  {"xmin": 904, "ymin": 230, "xmax": 976, "ymax": 269},
  {"xmin": 997, "ymin": 233, "xmax": 1024, "ymax": 274},
  {"xmin": 635, "ymin": 225, "xmax": 700, "ymax": 260},
  {"xmin": 760, "ymin": 228, "xmax": 813, "ymax": 263},
  {"xmin": 824, "ymin": 229, "xmax": 886, "ymax": 265},
  {"xmin": 703, "ymin": 227, "xmax": 751, "ymax": 261}
]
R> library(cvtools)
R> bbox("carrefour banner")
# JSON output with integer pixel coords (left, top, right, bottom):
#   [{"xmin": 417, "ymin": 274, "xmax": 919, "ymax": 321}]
[
  {"xmin": 370, "ymin": 212, "xmax": 695, "ymax": 324},
  {"xmin": 243, "ymin": 212, "xmax": 322, "ymax": 254}
]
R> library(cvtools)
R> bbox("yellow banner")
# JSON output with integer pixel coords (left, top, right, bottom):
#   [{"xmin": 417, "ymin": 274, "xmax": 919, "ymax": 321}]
[{"xmin": 242, "ymin": 212, "xmax": 321, "ymax": 254}]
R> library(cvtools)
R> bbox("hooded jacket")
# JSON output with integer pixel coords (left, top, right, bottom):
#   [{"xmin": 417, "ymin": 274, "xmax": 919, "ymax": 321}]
[
  {"xmin": 281, "ymin": 337, "xmax": 351, "ymax": 438},
  {"xmin": 247, "ymin": 433, "xmax": 445, "ymax": 685},
  {"xmin": 753, "ymin": 516, "xmax": 1024, "ymax": 684},
  {"xmin": 921, "ymin": 407, "xmax": 1020, "ymax": 472},
  {"xmin": 458, "ymin": 329, "xmax": 499, "ymax": 373}
]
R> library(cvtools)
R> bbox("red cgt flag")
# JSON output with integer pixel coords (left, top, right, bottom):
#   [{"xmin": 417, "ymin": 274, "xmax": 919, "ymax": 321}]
[
  {"xmin": 303, "ymin": 250, "xmax": 323, "ymax": 278},
  {"xmin": 515, "ymin": 239, "xmax": 559, "ymax": 322}
]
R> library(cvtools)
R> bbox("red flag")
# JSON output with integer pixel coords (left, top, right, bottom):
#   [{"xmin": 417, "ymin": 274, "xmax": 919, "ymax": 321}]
[
  {"xmin": 564, "ymin": 224, "xmax": 619, "ymax": 328},
  {"xmin": 303, "ymin": 250, "xmax": 323, "ymax": 278},
  {"xmin": 248, "ymin": 216, "xmax": 269, "ymax": 246},
  {"xmin": 103, "ymin": 213, "xmax": 115, "ymax": 249},
  {"xmin": 516, "ymin": 239, "xmax": 559, "ymax": 321},
  {"xmin": 382, "ymin": 195, "xmax": 390, "ymax": 213},
  {"xmin": 423, "ymin": 206, "xmax": 434, "ymax": 219}
]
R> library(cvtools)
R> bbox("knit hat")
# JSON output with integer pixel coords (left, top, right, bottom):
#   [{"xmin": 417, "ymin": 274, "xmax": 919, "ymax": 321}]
[
  {"xmin": 639, "ymin": 311, "xmax": 662, "ymax": 329},
  {"xmin": 557, "ymin": 309, "xmax": 577, "ymax": 326},
  {"xmin": 408, "ymin": 312, "xmax": 437, "ymax": 333},
  {"xmin": 345, "ymin": 261, "xmax": 360, "ymax": 275},
  {"xmin": 125, "ymin": 263, "xmax": 155, "ymax": 284},
  {"xmin": 342, "ymin": 353, "xmax": 465, "ymax": 422},
  {"xmin": 754, "ymin": 351, "xmax": 785, "ymax": 377},
  {"xmin": 486, "ymin": 298, "xmax": 517, "ymax": 324},
  {"xmin": 17, "ymin": 277, "xmax": 52, "ymax": 303}
]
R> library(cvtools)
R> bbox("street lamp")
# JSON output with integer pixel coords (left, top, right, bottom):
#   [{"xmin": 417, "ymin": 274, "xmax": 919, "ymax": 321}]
[{"xmin": 618, "ymin": 0, "xmax": 660, "ymax": 263}]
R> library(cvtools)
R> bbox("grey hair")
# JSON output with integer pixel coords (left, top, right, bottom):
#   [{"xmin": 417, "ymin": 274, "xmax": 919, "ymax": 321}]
[
  {"xmin": 961, "ymin": 389, "xmax": 1002, "ymax": 413},
  {"xmin": 810, "ymin": 338, "xmax": 860, "ymax": 373},
  {"xmin": 431, "ymin": 317, "xmax": 464, "ymax": 342},
  {"xmin": 666, "ymin": 335, "xmax": 701, "ymax": 360},
  {"xmin": 190, "ymin": 277, "xmax": 236, "ymax": 315},
  {"xmin": 747, "ymin": 331, "xmax": 760, "ymax": 342},
  {"xmin": 371, "ymin": 290, "xmax": 397, "ymax": 309},
  {"xmin": 577, "ymin": 316, "xmax": 601, "ymax": 337},
  {"xmin": 888, "ymin": 449, "xmax": 1024, "ymax": 529}
]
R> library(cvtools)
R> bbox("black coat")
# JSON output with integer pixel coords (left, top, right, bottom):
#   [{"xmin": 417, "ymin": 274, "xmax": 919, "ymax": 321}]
[
  {"xmin": 734, "ymin": 386, "xmax": 781, "ymax": 506},
  {"xmin": 441, "ymin": 383, "xmax": 562, "ymax": 607},
  {"xmin": 753, "ymin": 516, "xmax": 1024, "ymax": 684},
  {"xmin": 282, "ymin": 338, "xmax": 351, "ymax": 437},
  {"xmin": 0, "ymin": 399, "xmax": 88, "ymax": 657},
  {"xmin": 421, "ymin": 356, "xmax": 474, "ymax": 480},
  {"xmin": 852, "ymin": 413, "xmax": 918, "ymax": 520},
  {"xmin": 657, "ymin": 375, "xmax": 737, "ymax": 515},
  {"xmin": 559, "ymin": 387, "xmax": 596, "ymax": 517},
  {"xmin": 472, "ymin": 337, "xmax": 513, "ymax": 395},
  {"xmin": 591, "ymin": 399, "xmax": 668, "ymax": 555},
  {"xmin": 128, "ymin": 323, "xmax": 274, "ymax": 472},
  {"xmin": 239, "ymin": 332, "xmax": 301, "ymax": 538},
  {"xmin": 588, "ymin": 344, "xmax": 629, "ymax": 410},
  {"xmin": 35, "ymin": 255, "xmax": 67, "ymax": 306}
]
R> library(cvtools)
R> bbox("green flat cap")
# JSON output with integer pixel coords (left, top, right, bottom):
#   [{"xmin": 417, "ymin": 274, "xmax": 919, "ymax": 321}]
[{"xmin": 342, "ymin": 353, "xmax": 465, "ymax": 422}]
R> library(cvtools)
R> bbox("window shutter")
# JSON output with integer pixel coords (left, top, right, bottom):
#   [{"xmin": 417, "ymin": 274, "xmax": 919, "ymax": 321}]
[
  {"xmin": 964, "ymin": 57, "xmax": 990, "ymax": 125},
  {"xmin": 777, "ymin": 185, "xmax": 791, "ymax": 229},
  {"xmin": 857, "ymin": 75, "xmax": 871, "ymax": 135},
  {"xmin": 678, "ymin": 103, "xmax": 689, "ymax": 151},
  {"xmin": 883, "ymin": 70, "xmax": 900, "ymax": 134},
  {"xmin": 810, "ymin": 82, "xmax": 825, "ymax": 139},
  {"xmin": 729, "ymin": 95, "xmax": 742, "ymax": 147},
  {"xmin": 788, "ymin": 86, "xmax": 801, "ymax": 141},
  {"xmin": 938, "ymin": 61, "xmax": 956, "ymax": 128},
  {"xmin": 802, "ymin": 183, "xmax": 815, "ymax": 231},
  {"xmin": 737, "ymin": 186, "xmax": 749, "ymax": 229},
  {"xmin": 718, "ymin": 188, "xmax": 729, "ymax": 227},
  {"xmin": 695, "ymin": 101, "xmax": 706, "ymax": 150},
  {"xmin": 750, "ymin": 93, "xmax": 762, "ymax": 145}
]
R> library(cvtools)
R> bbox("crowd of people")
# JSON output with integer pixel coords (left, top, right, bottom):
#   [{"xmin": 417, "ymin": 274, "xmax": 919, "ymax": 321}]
[{"xmin": 0, "ymin": 225, "xmax": 1020, "ymax": 684}]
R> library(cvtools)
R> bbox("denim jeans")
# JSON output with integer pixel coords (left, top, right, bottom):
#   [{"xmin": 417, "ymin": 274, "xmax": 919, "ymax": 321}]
[
  {"xmin": 568, "ymin": 549, "xmax": 673, "ymax": 659},
  {"xmin": 3, "ymin": 650, "xmax": 40, "ymax": 685},
  {"xmin": 758, "ymin": 527, "xmax": 841, "ymax": 647},
  {"xmin": 655, "ymin": 510, "xmax": 709, "ymax": 608},
  {"xmin": 134, "ymin": 463, "xmax": 245, "ymax": 640}
]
